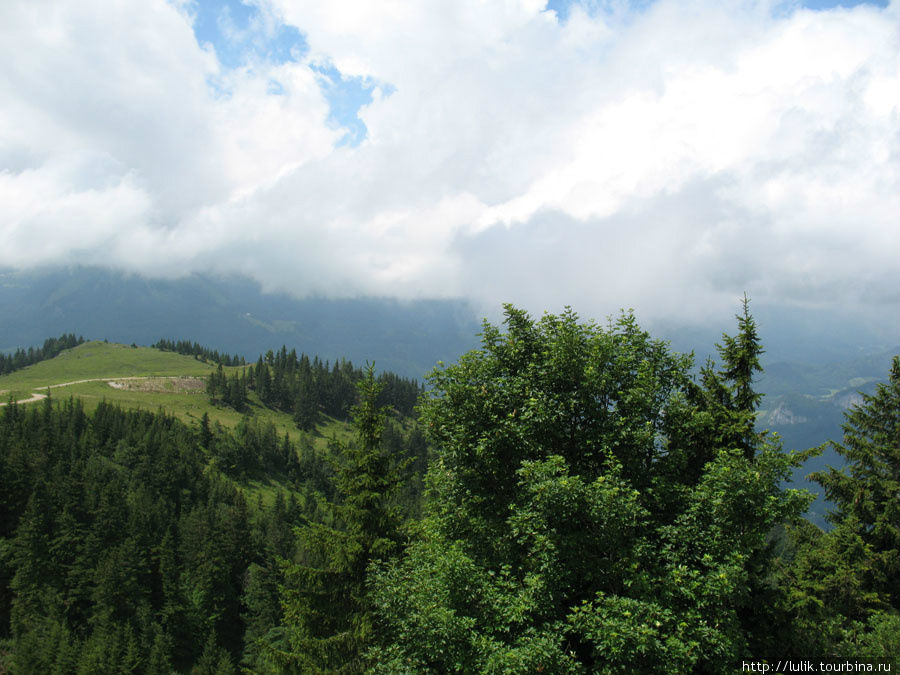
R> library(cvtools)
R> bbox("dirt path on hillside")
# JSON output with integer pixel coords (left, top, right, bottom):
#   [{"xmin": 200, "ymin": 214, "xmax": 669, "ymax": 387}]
[
  {"xmin": 0, "ymin": 376, "xmax": 203, "ymax": 407},
  {"xmin": 2, "ymin": 391, "xmax": 48, "ymax": 405}
]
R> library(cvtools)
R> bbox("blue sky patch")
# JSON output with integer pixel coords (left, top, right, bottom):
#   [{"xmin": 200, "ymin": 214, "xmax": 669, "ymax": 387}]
[
  {"xmin": 191, "ymin": 0, "xmax": 307, "ymax": 68},
  {"xmin": 310, "ymin": 62, "xmax": 386, "ymax": 147},
  {"xmin": 190, "ymin": 0, "xmax": 380, "ymax": 145}
]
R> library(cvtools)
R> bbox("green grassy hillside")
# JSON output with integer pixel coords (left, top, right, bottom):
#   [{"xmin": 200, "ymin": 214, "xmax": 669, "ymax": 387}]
[
  {"xmin": 0, "ymin": 341, "xmax": 351, "ymax": 450},
  {"xmin": 0, "ymin": 341, "xmax": 213, "ymax": 395}
]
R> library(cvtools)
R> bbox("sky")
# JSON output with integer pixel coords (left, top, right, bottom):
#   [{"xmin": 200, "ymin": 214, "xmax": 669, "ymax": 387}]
[{"xmin": 1, "ymin": 0, "xmax": 898, "ymax": 326}]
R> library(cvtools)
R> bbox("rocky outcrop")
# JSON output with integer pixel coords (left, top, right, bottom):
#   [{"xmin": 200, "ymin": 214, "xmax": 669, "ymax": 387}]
[{"xmin": 768, "ymin": 402, "xmax": 809, "ymax": 425}]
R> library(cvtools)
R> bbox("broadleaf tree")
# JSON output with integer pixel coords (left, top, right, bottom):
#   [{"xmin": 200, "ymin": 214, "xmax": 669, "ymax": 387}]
[{"xmin": 368, "ymin": 303, "xmax": 809, "ymax": 673}]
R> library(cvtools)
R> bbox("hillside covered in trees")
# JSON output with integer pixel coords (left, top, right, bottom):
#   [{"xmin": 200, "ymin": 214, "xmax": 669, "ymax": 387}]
[
  {"xmin": 203, "ymin": 345, "xmax": 421, "ymax": 429},
  {"xmin": 0, "ymin": 304, "xmax": 897, "ymax": 672}
]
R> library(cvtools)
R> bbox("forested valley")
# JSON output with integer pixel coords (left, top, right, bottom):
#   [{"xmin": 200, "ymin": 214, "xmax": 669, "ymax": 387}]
[{"xmin": 0, "ymin": 303, "xmax": 898, "ymax": 673}]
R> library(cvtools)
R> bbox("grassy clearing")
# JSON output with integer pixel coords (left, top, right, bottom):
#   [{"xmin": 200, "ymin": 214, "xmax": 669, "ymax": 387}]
[
  {"xmin": 24, "ymin": 380, "xmax": 350, "ymax": 452},
  {"xmin": 0, "ymin": 341, "xmax": 218, "ymax": 401},
  {"xmin": 0, "ymin": 341, "xmax": 353, "ymax": 453},
  {"xmin": 0, "ymin": 340, "xmax": 365, "ymax": 520}
]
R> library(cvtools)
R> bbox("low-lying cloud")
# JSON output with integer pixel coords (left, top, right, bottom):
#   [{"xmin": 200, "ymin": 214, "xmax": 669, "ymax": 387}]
[{"xmin": 1, "ymin": 0, "xmax": 898, "ymax": 324}]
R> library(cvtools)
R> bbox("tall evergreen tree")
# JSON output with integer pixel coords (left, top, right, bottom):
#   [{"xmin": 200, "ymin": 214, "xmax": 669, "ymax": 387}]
[
  {"xmin": 811, "ymin": 356, "xmax": 900, "ymax": 610},
  {"xmin": 719, "ymin": 294, "xmax": 765, "ymax": 458},
  {"xmin": 773, "ymin": 356, "xmax": 900, "ymax": 659},
  {"xmin": 277, "ymin": 366, "xmax": 409, "ymax": 672}
]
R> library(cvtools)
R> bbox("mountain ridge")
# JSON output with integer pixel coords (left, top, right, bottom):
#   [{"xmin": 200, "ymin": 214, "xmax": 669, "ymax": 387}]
[{"xmin": 0, "ymin": 266, "xmax": 481, "ymax": 379}]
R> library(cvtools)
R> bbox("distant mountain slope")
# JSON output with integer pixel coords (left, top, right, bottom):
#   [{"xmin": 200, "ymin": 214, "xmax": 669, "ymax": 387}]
[
  {"xmin": 0, "ymin": 267, "xmax": 481, "ymax": 379},
  {"xmin": 756, "ymin": 352, "xmax": 899, "ymax": 528},
  {"xmin": 0, "ymin": 340, "xmax": 353, "ymax": 454},
  {"xmin": 5, "ymin": 266, "xmax": 900, "ymax": 528}
]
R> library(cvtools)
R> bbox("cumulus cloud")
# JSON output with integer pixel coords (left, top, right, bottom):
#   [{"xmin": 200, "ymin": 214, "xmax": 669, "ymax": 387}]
[{"xmin": 0, "ymin": 0, "xmax": 898, "ymax": 324}]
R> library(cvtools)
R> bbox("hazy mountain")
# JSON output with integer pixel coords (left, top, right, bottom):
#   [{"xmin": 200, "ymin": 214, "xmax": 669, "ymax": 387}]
[
  {"xmin": 0, "ymin": 267, "xmax": 481, "ymax": 380},
  {"xmin": 656, "ymin": 314, "xmax": 899, "ymax": 527},
  {"xmin": 3, "ymin": 266, "xmax": 898, "ymax": 527}
]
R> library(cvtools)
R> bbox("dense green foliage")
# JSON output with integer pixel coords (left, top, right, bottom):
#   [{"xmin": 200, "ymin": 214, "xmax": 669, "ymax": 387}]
[
  {"xmin": 208, "ymin": 346, "xmax": 422, "ymax": 430},
  {"xmin": 152, "ymin": 338, "xmax": 246, "ymax": 367},
  {"xmin": 0, "ymin": 333, "xmax": 85, "ymax": 376},
  {"xmin": 1, "ymin": 310, "xmax": 898, "ymax": 672},
  {"xmin": 0, "ymin": 398, "xmax": 257, "ymax": 671},
  {"xmin": 368, "ymin": 305, "xmax": 812, "ymax": 672},
  {"xmin": 0, "ymin": 393, "xmax": 425, "ymax": 671}
]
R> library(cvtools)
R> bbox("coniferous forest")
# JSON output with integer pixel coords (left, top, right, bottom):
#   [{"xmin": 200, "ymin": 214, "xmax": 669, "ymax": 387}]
[
  {"xmin": 0, "ymin": 303, "xmax": 898, "ymax": 673},
  {"xmin": 0, "ymin": 334, "xmax": 85, "ymax": 376}
]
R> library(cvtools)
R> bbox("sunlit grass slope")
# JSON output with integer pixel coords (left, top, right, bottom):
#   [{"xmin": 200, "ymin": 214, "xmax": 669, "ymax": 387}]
[
  {"xmin": 0, "ymin": 341, "xmax": 214, "ymax": 397},
  {"xmin": 0, "ymin": 341, "xmax": 352, "ymax": 450}
]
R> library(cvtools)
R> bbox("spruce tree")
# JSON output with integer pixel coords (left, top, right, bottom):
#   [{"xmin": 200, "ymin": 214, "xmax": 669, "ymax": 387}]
[
  {"xmin": 693, "ymin": 294, "xmax": 765, "ymax": 461},
  {"xmin": 199, "ymin": 412, "xmax": 212, "ymax": 450},
  {"xmin": 775, "ymin": 356, "xmax": 900, "ymax": 658},
  {"xmin": 812, "ymin": 356, "xmax": 900, "ymax": 609},
  {"xmin": 277, "ymin": 365, "xmax": 408, "ymax": 672},
  {"xmin": 720, "ymin": 294, "xmax": 765, "ymax": 458}
]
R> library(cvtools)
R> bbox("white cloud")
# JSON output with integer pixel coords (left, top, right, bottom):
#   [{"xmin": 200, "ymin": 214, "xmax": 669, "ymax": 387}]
[
  {"xmin": 0, "ymin": 154, "xmax": 151, "ymax": 266},
  {"xmin": 0, "ymin": 0, "xmax": 898, "ymax": 325},
  {"xmin": 0, "ymin": 0, "xmax": 335, "ymax": 238}
]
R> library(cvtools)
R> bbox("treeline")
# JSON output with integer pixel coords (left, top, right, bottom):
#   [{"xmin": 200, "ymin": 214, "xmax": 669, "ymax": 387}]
[
  {"xmin": 207, "ymin": 345, "xmax": 422, "ymax": 429},
  {"xmin": 0, "ymin": 333, "xmax": 85, "ymax": 376},
  {"xmin": 0, "ymin": 386, "xmax": 428, "ymax": 672},
  {"xmin": 152, "ymin": 338, "xmax": 246, "ymax": 366}
]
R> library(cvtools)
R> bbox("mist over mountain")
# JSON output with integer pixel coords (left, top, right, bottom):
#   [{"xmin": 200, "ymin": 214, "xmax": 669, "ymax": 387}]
[
  {"xmin": 0, "ymin": 267, "xmax": 480, "ymax": 380},
  {"xmin": 3, "ymin": 265, "xmax": 898, "ymax": 522},
  {"xmin": 4, "ymin": 264, "xmax": 897, "ymax": 384}
]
